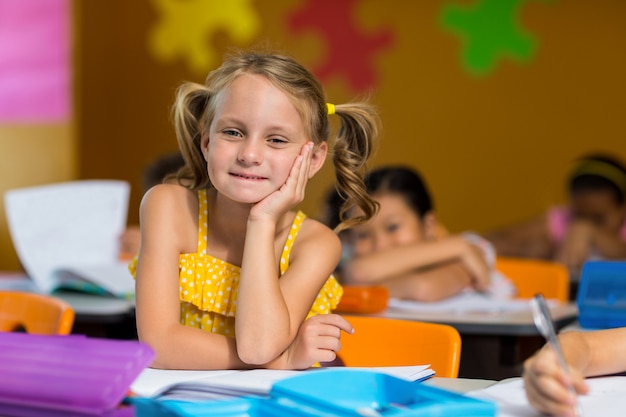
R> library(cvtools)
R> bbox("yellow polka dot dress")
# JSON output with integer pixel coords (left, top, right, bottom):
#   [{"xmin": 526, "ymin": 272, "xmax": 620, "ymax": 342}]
[{"xmin": 131, "ymin": 188, "xmax": 343, "ymax": 338}]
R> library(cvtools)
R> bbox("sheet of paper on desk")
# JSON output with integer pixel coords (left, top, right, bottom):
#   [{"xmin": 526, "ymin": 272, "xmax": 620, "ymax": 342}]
[
  {"xmin": 4, "ymin": 180, "xmax": 134, "ymax": 297},
  {"xmin": 388, "ymin": 292, "xmax": 558, "ymax": 315},
  {"xmin": 468, "ymin": 376, "xmax": 626, "ymax": 417},
  {"xmin": 130, "ymin": 365, "xmax": 434, "ymax": 401}
]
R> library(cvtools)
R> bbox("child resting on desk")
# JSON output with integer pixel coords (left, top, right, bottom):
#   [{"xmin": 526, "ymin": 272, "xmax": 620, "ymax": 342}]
[
  {"xmin": 523, "ymin": 327, "xmax": 626, "ymax": 416},
  {"xmin": 486, "ymin": 153, "xmax": 626, "ymax": 277},
  {"xmin": 322, "ymin": 165, "xmax": 515, "ymax": 302},
  {"xmin": 129, "ymin": 50, "xmax": 381, "ymax": 370}
]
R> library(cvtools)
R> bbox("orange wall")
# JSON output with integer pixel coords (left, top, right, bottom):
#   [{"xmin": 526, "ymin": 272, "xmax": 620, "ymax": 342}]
[{"xmin": 71, "ymin": 1, "xmax": 626, "ymax": 249}]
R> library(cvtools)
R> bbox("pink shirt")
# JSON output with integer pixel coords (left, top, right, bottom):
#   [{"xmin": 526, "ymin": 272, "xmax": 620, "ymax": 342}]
[{"xmin": 546, "ymin": 205, "xmax": 626, "ymax": 244}]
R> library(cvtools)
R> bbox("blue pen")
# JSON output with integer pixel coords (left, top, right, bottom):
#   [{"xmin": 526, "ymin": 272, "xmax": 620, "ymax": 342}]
[{"xmin": 530, "ymin": 293, "xmax": 583, "ymax": 417}]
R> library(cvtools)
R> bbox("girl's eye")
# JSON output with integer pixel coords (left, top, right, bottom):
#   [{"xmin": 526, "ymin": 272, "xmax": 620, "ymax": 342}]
[
  {"xmin": 268, "ymin": 137, "xmax": 288, "ymax": 145},
  {"xmin": 223, "ymin": 129, "xmax": 242, "ymax": 138},
  {"xmin": 386, "ymin": 223, "xmax": 399, "ymax": 233}
]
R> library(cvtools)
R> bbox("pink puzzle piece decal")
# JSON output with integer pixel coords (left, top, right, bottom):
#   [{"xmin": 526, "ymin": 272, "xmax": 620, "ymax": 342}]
[{"xmin": 289, "ymin": 0, "xmax": 393, "ymax": 92}]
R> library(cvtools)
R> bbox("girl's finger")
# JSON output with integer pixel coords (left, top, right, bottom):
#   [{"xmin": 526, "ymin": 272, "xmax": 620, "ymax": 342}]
[{"xmin": 295, "ymin": 142, "xmax": 313, "ymax": 196}]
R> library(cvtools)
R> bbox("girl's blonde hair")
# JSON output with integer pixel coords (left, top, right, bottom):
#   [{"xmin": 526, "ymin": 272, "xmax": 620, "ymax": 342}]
[{"xmin": 171, "ymin": 50, "xmax": 380, "ymax": 231}]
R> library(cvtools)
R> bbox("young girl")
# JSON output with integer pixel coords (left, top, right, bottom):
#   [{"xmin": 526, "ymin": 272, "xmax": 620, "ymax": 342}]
[
  {"xmin": 324, "ymin": 166, "xmax": 514, "ymax": 302},
  {"xmin": 130, "ymin": 51, "xmax": 380, "ymax": 370},
  {"xmin": 486, "ymin": 154, "xmax": 626, "ymax": 276},
  {"xmin": 523, "ymin": 327, "xmax": 626, "ymax": 416}
]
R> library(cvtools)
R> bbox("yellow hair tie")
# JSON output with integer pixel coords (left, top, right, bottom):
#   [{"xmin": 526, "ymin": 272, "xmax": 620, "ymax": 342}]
[{"xmin": 326, "ymin": 103, "xmax": 335, "ymax": 115}]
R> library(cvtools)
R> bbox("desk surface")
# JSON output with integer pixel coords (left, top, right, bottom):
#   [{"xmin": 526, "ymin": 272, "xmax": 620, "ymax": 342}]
[
  {"xmin": 375, "ymin": 302, "xmax": 579, "ymax": 335},
  {"xmin": 424, "ymin": 377, "xmax": 495, "ymax": 393}
]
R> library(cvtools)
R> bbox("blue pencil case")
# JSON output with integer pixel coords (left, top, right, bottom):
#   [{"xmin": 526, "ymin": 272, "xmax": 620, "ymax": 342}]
[
  {"xmin": 131, "ymin": 369, "xmax": 496, "ymax": 417},
  {"xmin": 577, "ymin": 260, "xmax": 626, "ymax": 329}
]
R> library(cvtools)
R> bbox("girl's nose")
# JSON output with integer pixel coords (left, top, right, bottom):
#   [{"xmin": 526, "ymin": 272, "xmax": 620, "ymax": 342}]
[
  {"xmin": 237, "ymin": 139, "xmax": 263, "ymax": 165},
  {"xmin": 373, "ymin": 235, "xmax": 391, "ymax": 252}
]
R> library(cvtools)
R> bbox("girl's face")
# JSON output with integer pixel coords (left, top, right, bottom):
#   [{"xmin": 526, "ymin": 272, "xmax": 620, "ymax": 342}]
[
  {"xmin": 348, "ymin": 193, "xmax": 436, "ymax": 257},
  {"xmin": 203, "ymin": 73, "xmax": 325, "ymax": 204},
  {"xmin": 571, "ymin": 189, "xmax": 626, "ymax": 235}
]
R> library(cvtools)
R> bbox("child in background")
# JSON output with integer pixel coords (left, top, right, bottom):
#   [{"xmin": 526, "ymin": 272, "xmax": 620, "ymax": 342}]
[
  {"xmin": 119, "ymin": 152, "xmax": 186, "ymax": 258},
  {"xmin": 130, "ymin": 51, "xmax": 380, "ymax": 370},
  {"xmin": 486, "ymin": 154, "xmax": 626, "ymax": 277},
  {"xmin": 324, "ymin": 166, "xmax": 515, "ymax": 302},
  {"xmin": 523, "ymin": 327, "xmax": 626, "ymax": 416}
]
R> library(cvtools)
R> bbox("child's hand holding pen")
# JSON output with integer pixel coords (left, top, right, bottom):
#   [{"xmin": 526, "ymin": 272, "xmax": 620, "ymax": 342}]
[
  {"xmin": 524, "ymin": 294, "xmax": 587, "ymax": 417},
  {"xmin": 523, "ymin": 346, "xmax": 588, "ymax": 416}
]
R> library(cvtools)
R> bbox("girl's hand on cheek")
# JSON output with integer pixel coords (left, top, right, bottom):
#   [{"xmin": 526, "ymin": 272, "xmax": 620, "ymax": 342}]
[{"xmin": 250, "ymin": 142, "xmax": 314, "ymax": 222}]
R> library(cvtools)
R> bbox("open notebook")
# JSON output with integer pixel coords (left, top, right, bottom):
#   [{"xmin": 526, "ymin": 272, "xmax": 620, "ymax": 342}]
[
  {"xmin": 130, "ymin": 365, "xmax": 435, "ymax": 401},
  {"xmin": 4, "ymin": 180, "xmax": 135, "ymax": 298}
]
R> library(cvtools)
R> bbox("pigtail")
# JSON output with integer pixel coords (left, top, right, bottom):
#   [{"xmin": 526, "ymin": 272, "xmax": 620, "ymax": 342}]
[
  {"xmin": 331, "ymin": 102, "xmax": 381, "ymax": 233},
  {"xmin": 172, "ymin": 82, "xmax": 212, "ymax": 190}
]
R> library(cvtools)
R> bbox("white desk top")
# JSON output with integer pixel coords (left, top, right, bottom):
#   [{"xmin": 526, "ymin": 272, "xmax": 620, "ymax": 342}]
[{"xmin": 374, "ymin": 302, "xmax": 579, "ymax": 335}]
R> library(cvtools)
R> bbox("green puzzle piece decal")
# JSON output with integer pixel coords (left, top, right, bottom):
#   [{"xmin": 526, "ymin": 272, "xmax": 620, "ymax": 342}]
[{"xmin": 441, "ymin": 0, "xmax": 537, "ymax": 76}]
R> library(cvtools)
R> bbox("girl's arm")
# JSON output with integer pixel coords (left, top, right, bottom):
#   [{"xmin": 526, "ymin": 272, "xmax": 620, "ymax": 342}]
[
  {"xmin": 237, "ymin": 216, "xmax": 342, "ymax": 364},
  {"xmin": 135, "ymin": 185, "xmax": 248, "ymax": 370},
  {"xmin": 342, "ymin": 236, "xmax": 485, "ymax": 286},
  {"xmin": 382, "ymin": 263, "xmax": 473, "ymax": 302}
]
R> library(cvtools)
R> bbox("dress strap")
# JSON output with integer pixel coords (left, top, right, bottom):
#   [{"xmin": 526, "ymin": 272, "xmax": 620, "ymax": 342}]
[
  {"xmin": 279, "ymin": 211, "xmax": 306, "ymax": 275},
  {"xmin": 197, "ymin": 188, "xmax": 208, "ymax": 254}
]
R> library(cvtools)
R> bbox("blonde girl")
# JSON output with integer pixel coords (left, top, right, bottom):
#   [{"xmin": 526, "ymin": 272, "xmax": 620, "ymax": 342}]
[{"xmin": 131, "ymin": 51, "xmax": 380, "ymax": 370}]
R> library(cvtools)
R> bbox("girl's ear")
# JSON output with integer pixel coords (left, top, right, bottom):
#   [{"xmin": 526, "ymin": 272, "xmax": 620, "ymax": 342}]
[
  {"xmin": 422, "ymin": 212, "xmax": 441, "ymax": 241},
  {"xmin": 200, "ymin": 131, "xmax": 210, "ymax": 162},
  {"xmin": 308, "ymin": 142, "xmax": 328, "ymax": 179}
]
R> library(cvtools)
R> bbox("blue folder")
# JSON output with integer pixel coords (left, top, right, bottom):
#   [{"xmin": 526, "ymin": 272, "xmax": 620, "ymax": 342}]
[{"xmin": 577, "ymin": 260, "xmax": 626, "ymax": 329}]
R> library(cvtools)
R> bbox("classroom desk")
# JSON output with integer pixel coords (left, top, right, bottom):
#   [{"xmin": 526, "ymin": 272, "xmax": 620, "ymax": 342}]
[
  {"xmin": 0, "ymin": 272, "xmax": 137, "ymax": 338},
  {"xmin": 375, "ymin": 302, "xmax": 579, "ymax": 336},
  {"xmin": 371, "ymin": 302, "xmax": 579, "ymax": 380}
]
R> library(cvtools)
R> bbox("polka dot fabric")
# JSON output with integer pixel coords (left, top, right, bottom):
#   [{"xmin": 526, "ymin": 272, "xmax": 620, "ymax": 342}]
[{"xmin": 129, "ymin": 188, "xmax": 343, "ymax": 338}]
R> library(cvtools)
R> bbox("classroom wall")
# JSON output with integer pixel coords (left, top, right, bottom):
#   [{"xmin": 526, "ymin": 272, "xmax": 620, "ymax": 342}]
[
  {"xmin": 2, "ymin": 0, "xmax": 625, "ymax": 270},
  {"xmin": 0, "ymin": 0, "xmax": 76, "ymax": 271}
]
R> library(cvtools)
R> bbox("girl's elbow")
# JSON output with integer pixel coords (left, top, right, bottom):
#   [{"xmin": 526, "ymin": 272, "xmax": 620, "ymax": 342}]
[{"xmin": 236, "ymin": 339, "xmax": 282, "ymax": 365}]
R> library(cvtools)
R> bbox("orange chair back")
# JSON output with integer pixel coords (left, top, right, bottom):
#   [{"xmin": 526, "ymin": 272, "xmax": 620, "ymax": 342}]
[
  {"xmin": 338, "ymin": 315, "xmax": 461, "ymax": 378},
  {"xmin": 495, "ymin": 257, "xmax": 570, "ymax": 302},
  {"xmin": 0, "ymin": 291, "xmax": 74, "ymax": 335}
]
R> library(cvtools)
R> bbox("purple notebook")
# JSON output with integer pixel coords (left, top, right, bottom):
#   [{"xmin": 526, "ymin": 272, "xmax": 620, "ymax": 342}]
[{"xmin": 0, "ymin": 332, "xmax": 154, "ymax": 416}]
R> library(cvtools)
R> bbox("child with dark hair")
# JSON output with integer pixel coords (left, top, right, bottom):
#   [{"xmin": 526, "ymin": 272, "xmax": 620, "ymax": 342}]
[
  {"xmin": 487, "ymin": 153, "xmax": 626, "ymax": 275},
  {"xmin": 323, "ymin": 165, "xmax": 514, "ymax": 302}
]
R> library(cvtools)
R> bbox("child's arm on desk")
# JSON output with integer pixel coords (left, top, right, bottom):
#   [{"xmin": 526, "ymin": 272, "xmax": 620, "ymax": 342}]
[{"xmin": 341, "ymin": 236, "xmax": 490, "ymax": 302}]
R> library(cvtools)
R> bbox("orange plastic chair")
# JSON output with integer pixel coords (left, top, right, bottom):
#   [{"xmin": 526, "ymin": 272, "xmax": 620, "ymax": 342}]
[
  {"xmin": 338, "ymin": 315, "xmax": 461, "ymax": 378},
  {"xmin": 495, "ymin": 257, "xmax": 570, "ymax": 303},
  {"xmin": 0, "ymin": 291, "xmax": 75, "ymax": 335},
  {"xmin": 334, "ymin": 285, "xmax": 389, "ymax": 314}
]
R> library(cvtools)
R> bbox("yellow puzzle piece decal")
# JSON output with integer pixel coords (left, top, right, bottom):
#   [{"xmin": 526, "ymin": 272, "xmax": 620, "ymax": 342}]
[{"xmin": 148, "ymin": 0, "xmax": 260, "ymax": 74}]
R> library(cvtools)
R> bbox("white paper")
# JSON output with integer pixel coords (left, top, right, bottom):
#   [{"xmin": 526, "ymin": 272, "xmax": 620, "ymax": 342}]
[
  {"xmin": 130, "ymin": 365, "xmax": 434, "ymax": 401},
  {"xmin": 388, "ymin": 292, "xmax": 558, "ymax": 315},
  {"xmin": 4, "ymin": 180, "xmax": 132, "ymax": 296},
  {"xmin": 469, "ymin": 376, "xmax": 626, "ymax": 417}
]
